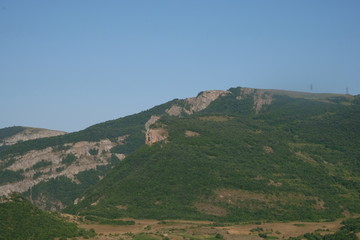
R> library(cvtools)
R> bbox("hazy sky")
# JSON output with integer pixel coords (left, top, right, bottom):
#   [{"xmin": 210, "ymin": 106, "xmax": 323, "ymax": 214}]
[{"xmin": 1, "ymin": 1, "xmax": 359, "ymax": 132}]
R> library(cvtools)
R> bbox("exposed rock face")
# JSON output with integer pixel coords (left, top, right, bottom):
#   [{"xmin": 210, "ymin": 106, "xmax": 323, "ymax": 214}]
[
  {"xmin": 145, "ymin": 115, "xmax": 161, "ymax": 129},
  {"xmin": 152, "ymin": 89, "xmax": 272, "ymax": 148},
  {"xmin": 145, "ymin": 115, "xmax": 168, "ymax": 145},
  {"xmin": 0, "ymin": 128, "xmax": 66, "ymax": 147},
  {"xmin": 237, "ymin": 88, "xmax": 273, "ymax": 113},
  {"xmin": 145, "ymin": 128, "xmax": 169, "ymax": 145},
  {"xmin": 184, "ymin": 90, "xmax": 231, "ymax": 114},
  {"xmin": 116, "ymin": 135, "xmax": 128, "ymax": 145},
  {"xmin": 253, "ymin": 90, "xmax": 273, "ymax": 113},
  {"xmin": 165, "ymin": 105, "xmax": 183, "ymax": 116},
  {"xmin": 0, "ymin": 139, "xmax": 119, "ymax": 196}
]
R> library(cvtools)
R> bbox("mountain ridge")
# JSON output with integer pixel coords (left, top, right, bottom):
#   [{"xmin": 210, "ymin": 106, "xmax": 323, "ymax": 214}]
[
  {"xmin": 1, "ymin": 87, "xmax": 359, "ymax": 218},
  {"xmin": 65, "ymin": 87, "xmax": 360, "ymax": 222}
]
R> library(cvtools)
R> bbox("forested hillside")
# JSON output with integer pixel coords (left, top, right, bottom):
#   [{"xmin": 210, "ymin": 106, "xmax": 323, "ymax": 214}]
[
  {"xmin": 0, "ymin": 194, "xmax": 95, "ymax": 240},
  {"xmin": 1, "ymin": 87, "xmax": 359, "ymax": 221},
  {"xmin": 66, "ymin": 88, "xmax": 360, "ymax": 222}
]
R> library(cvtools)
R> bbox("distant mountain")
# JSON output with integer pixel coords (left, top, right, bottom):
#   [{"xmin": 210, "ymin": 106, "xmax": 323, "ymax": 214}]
[{"xmin": 1, "ymin": 87, "xmax": 359, "ymax": 222}]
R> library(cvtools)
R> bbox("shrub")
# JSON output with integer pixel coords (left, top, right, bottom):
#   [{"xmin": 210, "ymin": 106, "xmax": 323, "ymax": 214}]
[
  {"xmin": 62, "ymin": 153, "xmax": 77, "ymax": 165},
  {"xmin": 89, "ymin": 148, "xmax": 98, "ymax": 156},
  {"xmin": 32, "ymin": 160, "xmax": 52, "ymax": 169}
]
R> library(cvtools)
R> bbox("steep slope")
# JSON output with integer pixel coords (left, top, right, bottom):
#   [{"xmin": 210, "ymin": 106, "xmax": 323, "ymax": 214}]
[
  {"xmin": 0, "ymin": 101, "xmax": 175, "ymax": 209},
  {"xmin": 67, "ymin": 88, "xmax": 360, "ymax": 222},
  {"xmin": 0, "ymin": 193, "xmax": 94, "ymax": 240},
  {"xmin": 1, "ymin": 87, "xmax": 358, "ymax": 215},
  {"xmin": 0, "ymin": 90, "xmax": 233, "ymax": 210}
]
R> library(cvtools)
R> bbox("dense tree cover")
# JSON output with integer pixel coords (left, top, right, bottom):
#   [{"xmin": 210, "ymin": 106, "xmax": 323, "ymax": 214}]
[
  {"xmin": 66, "ymin": 94, "xmax": 360, "ymax": 222},
  {"xmin": 0, "ymin": 194, "xmax": 95, "ymax": 240},
  {"xmin": 61, "ymin": 153, "xmax": 77, "ymax": 165},
  {"xmin": 31, "ymin": 160, "xmax": 52, "ymax": 169},
  {"xmin": 0, "ymin": 169, "xmax": 24, "ymax": 184},
  {"xmin": 0, "ymin": 126, "xmax": 25, "ymax": 142}
]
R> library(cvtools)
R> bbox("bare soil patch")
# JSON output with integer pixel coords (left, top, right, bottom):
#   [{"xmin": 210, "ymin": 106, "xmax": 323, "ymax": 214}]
[
  {"xmin": 194, "ymin": 202, "xmax": 227, "ymax": 216},
  {"xmin": 184, "ymin": 130, "xmax": 200, "ymax": 137},
  {"xmin": 198, "ymin": 116, "xmax": 233, "ymax": 122},
  {"xmin": 74, "ymin": 216, "xmax": 348, "ymax": 240}
]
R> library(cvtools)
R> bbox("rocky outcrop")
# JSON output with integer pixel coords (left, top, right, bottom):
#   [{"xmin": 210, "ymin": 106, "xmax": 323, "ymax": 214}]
[
  {"xmin": 237, "ymin": 88, "xmax": 273, "ymax": 113},
  {"xmin": 163, "ymin": 90, "xmax": 231, "ymax": 117},
  {"xmin": 144, "ymin": 115, "xmax": 168, "ymax": 145},
  {"xmin": 184, "ymin": 90, "xmax": 231, "ymax": 114},
  {"xmin": 0, "ymin": 128, "xmax": 66, "ymax": 147},
  {"xmin": 0, "ymin": 138, "xmax": 119, "ymax": 196},
  {"xmin": 147, "ymin": 89, "xmax": 273, "ymax": 147},
  {"xmin": 145, "ymin": 115, "xmax": 161, "ymax": 129},
  {"xmin": 145, "ymin": 128, "xmax": 169, "ymax": 145},
  {"xmin": 165, "ymin": 105, "xmax": 183, "ymax": 116}
]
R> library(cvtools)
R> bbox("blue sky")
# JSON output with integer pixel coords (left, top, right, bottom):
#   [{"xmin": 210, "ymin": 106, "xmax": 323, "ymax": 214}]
[{"xmin": 1, "ymin": 1, "xmax": 359, "ymax": 132}]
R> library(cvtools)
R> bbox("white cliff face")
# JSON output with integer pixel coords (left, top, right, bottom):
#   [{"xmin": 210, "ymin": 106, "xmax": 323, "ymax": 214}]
[
  {"xmin": 0, "ymin": 128, "xmax": 66, "ymax": 147},
  {"xmin": 163, "ymin": 90, "xmax": 231, "ymax": 118},
  {"xmin": 165, "ymin": 105, "xmax": 183, "ymax": 117},
  {"xmin": 144, "ymin": 115, "xmax": 168, "ymax": 146},
  {"xmin": 184, "ymin": 90, "xmax": 231, "ymax": 114},
  {"xmin": 145, "ymin": 128, "xmax": 169, "ymax": 145},
  {"xmin": 0, "ymin": 138, "xmax": 127, "ymax": 196},
  {"xmin": 145, "ymin": 115, "xmax": 161, "ymax": 129},
  {"xmin": 236, "ymin": 88, "xmax": 273, "ymax": 113}
]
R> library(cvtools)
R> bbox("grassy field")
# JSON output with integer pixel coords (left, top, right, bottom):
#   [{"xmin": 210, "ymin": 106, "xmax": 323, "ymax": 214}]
[{"xmin": 66, "ymin": 215, "xmax": 358, "ymax": 240}]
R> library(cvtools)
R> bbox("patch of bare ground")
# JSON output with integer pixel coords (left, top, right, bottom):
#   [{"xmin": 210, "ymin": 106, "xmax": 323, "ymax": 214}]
[
  {"xmin": 267, "ymin": 179, "xmax": 282, "ymax": 187},
  {"xmin": 198, "ymin": 116, "xmax": 233, "ymax": 122},
  {"xmin": 194, "ymin": 202, "xmax": 227, "ymax": 216},
  {"xmin": 210, "ymin": 189, "xmax": 326, "ymax": 210},
  {"xmin": 78, "ymin": 218, "xmax": 257, "ymax": 240},
  {"xmin": 223, "ymin": 220, "xmax": 342, "ymax": 239},
  {"xmin": 263, "ymin": 146, "xmax": 273, "ymax": 153},
  {"xmin": 116, "ymin": 205, "xmax": 128, "ymax": 210},
  {"xmin": 74, "ymin": 217, "xmax": 348, "ymax": 240},
  {"xmin": 295, "ymin": 151, "xmax": 317, "ymax": 164},
  {"xmin": 80, "ymin": 223, "xmax": 144, "ymax": 235},
  {"xmin": 184, "ymin": 130, "xmax": 200, "ymax": 137},
  {"xmin": 145, "ymin": 127, "xmax": 169, "ymax": 145}
]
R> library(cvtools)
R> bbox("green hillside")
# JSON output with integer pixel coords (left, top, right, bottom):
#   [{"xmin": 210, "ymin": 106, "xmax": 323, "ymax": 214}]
[
  {"xmin": 0, "ymin": 194, "xmax": 95, "ymax": 240},
  {"xmin": 0, "ymin": 100, "xmax": 179, "ymax": 210},
  {"xmin": 66, "ymin": 90, "xmax": 360, "ymax": 222},
  {"xmin": 1, "ymin": 87, "xmax": 359, "ymax": 222},
  {"xmin": 0, "ymin": 99, "xmax": 179, "ymax": 159}
]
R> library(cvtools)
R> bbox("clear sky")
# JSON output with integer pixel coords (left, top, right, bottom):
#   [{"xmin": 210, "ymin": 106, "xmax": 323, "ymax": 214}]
[{"xmin": 1, "ymin": 1, "xmax": 359, "ymax": 132}]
